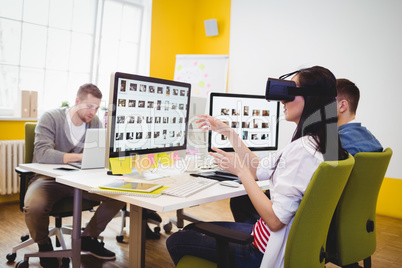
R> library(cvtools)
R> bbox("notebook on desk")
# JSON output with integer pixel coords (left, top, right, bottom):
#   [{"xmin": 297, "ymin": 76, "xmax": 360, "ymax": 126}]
[
  {"xmin": 69, "ymin": 128, "xmax": 106, "ymax": 170},
  {"xmin": 89, "ymin": 181, "xmax": 166, "ymax": 197}
]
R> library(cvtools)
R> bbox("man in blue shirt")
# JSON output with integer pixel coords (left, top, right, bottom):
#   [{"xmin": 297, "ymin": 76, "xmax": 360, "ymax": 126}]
[
  {"xmin": 336, "ymin": 78, "xmax": 383, "ymax": 155},
  {"xmin": 230, "ymin": 78, "xmax": 383, "ymax": 224}
]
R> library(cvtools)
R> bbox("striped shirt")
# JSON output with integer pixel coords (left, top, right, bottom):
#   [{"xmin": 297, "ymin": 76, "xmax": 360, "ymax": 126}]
[{"xmin": 252, "ymin": 218, "xmax": 271, "ymax": 253}]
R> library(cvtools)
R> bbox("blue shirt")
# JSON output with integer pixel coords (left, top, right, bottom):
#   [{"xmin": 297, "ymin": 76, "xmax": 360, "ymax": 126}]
[{"xmin": 338, "ymin": 122, "xmax": 383, "ymax": 156}]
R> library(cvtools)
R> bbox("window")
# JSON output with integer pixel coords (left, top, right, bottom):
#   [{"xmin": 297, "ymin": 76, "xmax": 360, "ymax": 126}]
[{"xmin": 0, "ymin": 0, "xmax": 151, "ymax": 117}]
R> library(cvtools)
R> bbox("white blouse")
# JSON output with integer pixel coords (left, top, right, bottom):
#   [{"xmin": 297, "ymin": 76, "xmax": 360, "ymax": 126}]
[{"xmin": 256, "ymin": 136, "xmax": 324, "ymax": 268}]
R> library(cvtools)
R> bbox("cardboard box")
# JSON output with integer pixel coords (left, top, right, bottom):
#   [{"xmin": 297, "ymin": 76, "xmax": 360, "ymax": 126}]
[
  {"xmin": 30, "ymin": 91, "xmax": 38, "ymax": 118},
  {"xmin": 21, "ymin": 90, "xmax": 30, "ymax": 118}
]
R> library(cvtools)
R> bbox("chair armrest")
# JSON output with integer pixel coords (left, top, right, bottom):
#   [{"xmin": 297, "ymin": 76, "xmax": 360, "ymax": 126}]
[
  {"xmin": 15, "ymin": 167, "xmax": 35, "ymax": 212},
  {"xmin": 193, "ymin": 221, "xmax": 254, "ymax": 245},
  {"xmin": 192, "ymin": 222, "xmax": 254, "ymax": 268}
]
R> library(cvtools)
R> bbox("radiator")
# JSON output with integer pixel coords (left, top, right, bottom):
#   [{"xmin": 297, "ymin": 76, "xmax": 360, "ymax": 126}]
[{"xmin": 0, "ymin": 140, "xmax": 24, "ymax": 195}]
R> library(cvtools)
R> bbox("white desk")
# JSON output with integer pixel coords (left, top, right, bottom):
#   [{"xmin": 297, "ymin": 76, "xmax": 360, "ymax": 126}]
[{"xmin": 20, "ymin": 163, "xmax": 270, "ymax": 268}]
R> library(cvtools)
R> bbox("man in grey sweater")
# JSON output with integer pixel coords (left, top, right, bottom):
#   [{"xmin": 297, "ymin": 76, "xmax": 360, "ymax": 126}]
[{"xmin": 24, "ymin": 84, "xmax": 125, "ymax": 267}]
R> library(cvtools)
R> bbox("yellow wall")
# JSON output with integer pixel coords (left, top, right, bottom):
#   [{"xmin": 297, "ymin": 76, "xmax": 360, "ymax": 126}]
[
  {"xmin": 150, "ymin": 0, "xmax": 230, "ymax": 80},
  {"xmin": 0, "ymin": 120, "xmax": 36, "ymax": 203},
  {"xmin": 0, "ymin": 121, "xmax": 36, "ymax": 140},
  {"xmin": 377, "ymin": 177, "xmax": 402, "ymax": 219}
]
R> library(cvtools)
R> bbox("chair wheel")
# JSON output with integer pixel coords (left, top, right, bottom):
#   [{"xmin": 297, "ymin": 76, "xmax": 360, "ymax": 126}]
[
  {"xmin": 163, "ymin": 222, "xmax": 172, "ymax": 233},
  {"xmin": 116, "ymin": 235, "xmax": 124, "ymax": 243},
  {"xmin": 154, "ymin": 226, "xmax": 161, "ymax": 234},
  {"xmin": 21, "ymin": 235, "xmax": 29, "ymax": 242},
  {"xmin": 15, "ymin": 260, "xmax": 29, "ymax": 268},
  {"xmin": 6, "ymin": 252, "xmax": 16, "ymax": 262}
]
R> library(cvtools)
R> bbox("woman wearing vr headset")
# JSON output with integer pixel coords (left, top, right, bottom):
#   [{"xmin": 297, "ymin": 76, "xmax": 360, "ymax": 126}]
[{"xmin": 166, "ymin": 66, "xmax": 348, "ymax": 267}]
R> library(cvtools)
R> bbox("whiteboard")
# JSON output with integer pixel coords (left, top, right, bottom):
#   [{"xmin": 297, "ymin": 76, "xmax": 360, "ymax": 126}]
[{"xmin": 174, "ymin": 55, "xmax": 229, "ymax": 98}]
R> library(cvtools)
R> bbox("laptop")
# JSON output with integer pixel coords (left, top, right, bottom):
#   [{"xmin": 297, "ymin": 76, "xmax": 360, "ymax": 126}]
[{"xmin": 69, "ymin": 128, "xmax": 106, "ymax": 169}]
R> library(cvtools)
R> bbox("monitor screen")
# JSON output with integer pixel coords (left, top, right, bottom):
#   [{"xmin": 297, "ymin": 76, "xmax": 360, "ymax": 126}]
[
  {"xmin": 208, "ymin": 92, "xmax": 279, "ymax": 152},
  {"xmin": 106, "ymin": 72, "xmax": 191, "ymax": 160}
]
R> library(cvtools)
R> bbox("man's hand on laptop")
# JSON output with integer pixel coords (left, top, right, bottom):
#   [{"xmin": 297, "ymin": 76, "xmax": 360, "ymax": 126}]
[{"xmin": 63, "ymin": 153, "xmax": 83, "ymax": 164}]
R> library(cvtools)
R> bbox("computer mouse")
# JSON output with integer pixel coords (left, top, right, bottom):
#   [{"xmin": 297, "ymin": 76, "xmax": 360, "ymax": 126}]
[{"xmin": 219, "ymin": 180, "xmax": 241, "ymax": 188}]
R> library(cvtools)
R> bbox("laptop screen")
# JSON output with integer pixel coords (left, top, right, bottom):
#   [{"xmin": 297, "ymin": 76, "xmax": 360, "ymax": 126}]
[{"xmin": 70, "ymin": 128, "xmax": 106, "ymax": 169}]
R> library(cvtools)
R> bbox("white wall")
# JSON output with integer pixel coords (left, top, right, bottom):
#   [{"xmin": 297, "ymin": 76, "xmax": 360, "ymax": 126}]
[{"xmin": 228, "ymin": 0, "xmax": 402, "ymax": 178}]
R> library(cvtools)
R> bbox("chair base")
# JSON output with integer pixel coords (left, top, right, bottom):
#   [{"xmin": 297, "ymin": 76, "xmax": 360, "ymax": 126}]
[
  {"xmin": 327, "ymin": 257, "xmax": 371, "ymax": 268},
  {"xmin": 115, "ymin": 207, "xmax": 162, "ymax": 243},
  {"xmin": 7, "ymin": 225, "xmax": 102, "ymax": 265},
  {"xmin": 7, "ymin": 225, "xmax": 69, "ymax": 264},
  {"xmin": 163, "ymin": 209, "xmax": 203, "ymax": 233}
]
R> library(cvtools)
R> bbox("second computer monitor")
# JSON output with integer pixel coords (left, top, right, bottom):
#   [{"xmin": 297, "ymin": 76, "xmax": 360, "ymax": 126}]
[
  {"xmin": 106, "ymin": 72, "xmax": 191, "ymax": 160},
  {"xmin": 208, "ymin": 92, "xmax": 279, "ymax": 152}
]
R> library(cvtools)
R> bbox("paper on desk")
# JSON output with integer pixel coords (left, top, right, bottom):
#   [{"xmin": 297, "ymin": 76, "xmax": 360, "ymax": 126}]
[
  {"xmin": 148, "ymin": 154, "xmax": 156, "ymax": 164},
  {"xmin": 158, "ymin": 152, "xmax": 173, "ymax": 166},
  {"xmin": 147, "ymin": 154, "xmax": 159, "ymax": 169},
  {"xmin": 132, "ymin": 155, "xmax": 142, "ymax": 175},
  {"xmin": 109, "ymin": 158, "xmax": 132, "ymax": 174},
  {"xmin": 121, "ymin": 158, "xmax": 132, "ymax": 173},
  {"xmin": 171, "ymin": 151, "xmax": 180, "ymax": 161},
  {"xmin": 109, "ymin": 158, "xmax": 122, "ymax": 174},
  {"xmin": 141, "ymin": 155, "xmax": 158, "ymax": 170}
]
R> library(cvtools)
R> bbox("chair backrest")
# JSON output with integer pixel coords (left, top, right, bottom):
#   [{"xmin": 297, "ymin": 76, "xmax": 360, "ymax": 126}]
[
  {"xmin": 24, "ymin": 122, "xmax": 37, "ymax": 164},
  {"xmin": 18, "ymin": 122, "xmax": 37, "ymax": 212},
  {"xmin": 19, "ymin": 122, "xmax": 101, "ymax": 216},
  {"xmin": 284, "ymin": 154, "xmax": 355, "ymax": 268},
  {"xmin": 329, "ymin": 148, "xmax": 393, "ymax": 266}
]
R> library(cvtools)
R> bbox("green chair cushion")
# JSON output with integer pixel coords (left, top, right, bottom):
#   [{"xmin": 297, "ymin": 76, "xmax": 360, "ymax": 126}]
[{"xmin": 177, "ymin": 255, "xmax": 217, "ymax": 268}]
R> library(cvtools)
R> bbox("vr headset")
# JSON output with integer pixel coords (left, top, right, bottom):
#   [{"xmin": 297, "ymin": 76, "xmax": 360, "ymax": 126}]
[{"xmin": 265, "ymin": 71, "xmax": 336, "ymax": 102}]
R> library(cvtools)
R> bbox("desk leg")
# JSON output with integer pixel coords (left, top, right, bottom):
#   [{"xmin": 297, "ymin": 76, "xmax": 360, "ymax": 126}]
[
  {"xmin": 129, "ymin": 204, "xmax": 145, "ymax": 268},
  {"xmin": 72, "ymin": 188, "xmax": 82, "ymax": 268}
]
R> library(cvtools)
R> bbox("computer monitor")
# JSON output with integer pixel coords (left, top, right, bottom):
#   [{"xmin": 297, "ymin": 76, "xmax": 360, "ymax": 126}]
[
  {"xmin": 106, "ymin": 72, "xmax": 191, "ymax": 169},
  {"xmin": 208, "ymin": 92, "xmax": 279, "ymax": 152}
]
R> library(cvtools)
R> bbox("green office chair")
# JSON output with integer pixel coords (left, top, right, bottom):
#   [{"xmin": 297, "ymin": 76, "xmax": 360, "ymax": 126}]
[
  {"xmin": 176, "ymin": 154, "xmax": 355, "ymax": 268},
  {"xmin": 326, "ymin": 148, "xmax": 393, "ymax": 268},
  {"xmin": 6, "ymin": 122, "xmax": 101, "ymax": 267}
]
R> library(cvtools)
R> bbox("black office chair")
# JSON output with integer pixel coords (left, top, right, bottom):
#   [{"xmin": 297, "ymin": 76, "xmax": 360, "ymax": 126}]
[
  {"xmin": 6, "ymin": 122, "xmax": 101, "ymax": 267},
  {"xmin": 115, "ymin": 204, "xmax": 162, "ymax": 242}
]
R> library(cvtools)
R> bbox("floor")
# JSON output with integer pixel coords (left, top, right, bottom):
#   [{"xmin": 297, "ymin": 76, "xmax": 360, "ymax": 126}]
[{"xmin": 1, "ymin": 199, "xmax": 402, "ymax": 267}]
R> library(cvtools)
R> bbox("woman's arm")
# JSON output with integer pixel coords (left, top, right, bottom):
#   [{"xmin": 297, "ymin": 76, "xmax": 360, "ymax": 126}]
[
  {"xmin": 241, "ymin": 169, "xmax": 285, "ymax": 232},
  {"xmin": 210, "ymin": 148, "xmax": 285, "ymax": 231},
  {"xmin": 197, "ymin": 114, "xmax": 260, "ymax": 178}
]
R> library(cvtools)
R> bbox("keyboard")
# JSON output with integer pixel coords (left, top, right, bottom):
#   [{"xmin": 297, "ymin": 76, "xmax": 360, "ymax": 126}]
[{"xmin": 162, "ymin": 177, "xmax": 218, "ymax": 198}]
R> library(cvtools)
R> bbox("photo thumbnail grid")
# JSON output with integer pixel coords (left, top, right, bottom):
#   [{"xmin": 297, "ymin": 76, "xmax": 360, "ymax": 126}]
[
  {"xmin": 112, "ymin": 78, "xmax": 190, "ymax": 153},
  {"xmin": 210, "ymin": 95, "xmax": 278, "ymax": 149}
]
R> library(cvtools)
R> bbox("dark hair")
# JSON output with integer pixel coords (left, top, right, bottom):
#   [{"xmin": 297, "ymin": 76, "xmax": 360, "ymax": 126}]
[
  {"xmin": 336, "ymin": 78, "xmax": 360, "ymax": 115},
  {"xmin": 77, "ymin": 83, "xmax": 102, "ymax": 100},
  {"xmin": 291, "ymin": 66, "xmax": 347, "ymax": 161}
]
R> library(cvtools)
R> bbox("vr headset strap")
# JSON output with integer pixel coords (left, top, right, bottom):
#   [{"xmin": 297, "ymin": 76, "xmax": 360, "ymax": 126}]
[{"xmin": 287, "ymin": 87, "xmax": 336, "ymax": 97}]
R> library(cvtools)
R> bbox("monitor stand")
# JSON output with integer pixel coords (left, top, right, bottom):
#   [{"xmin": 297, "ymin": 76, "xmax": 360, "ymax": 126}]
[{"xmin": 124, "ymin": 170, "xmax": 167, "ymax": 181}]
